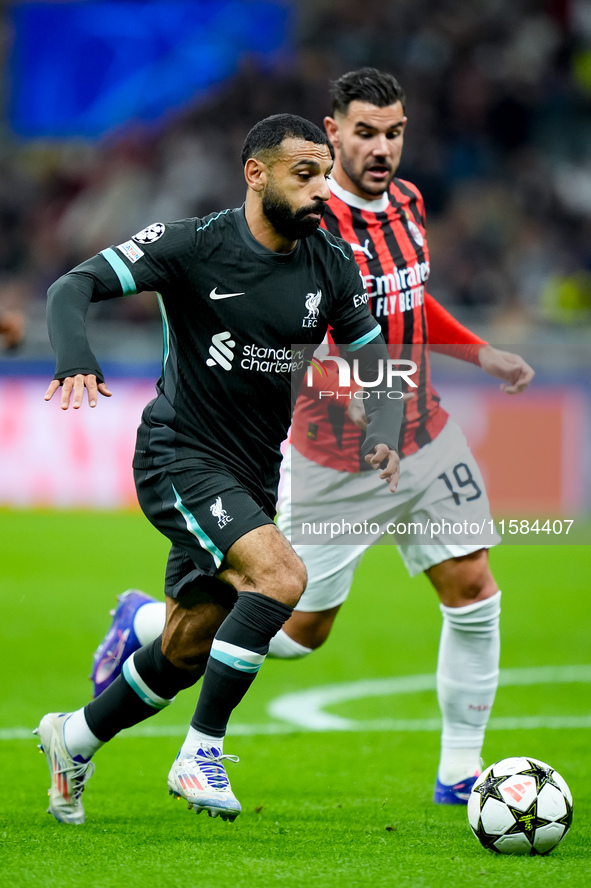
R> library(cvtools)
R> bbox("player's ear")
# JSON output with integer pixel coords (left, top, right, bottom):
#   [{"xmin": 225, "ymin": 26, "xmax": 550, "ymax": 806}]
[
  {"xmin": 324, "ymin": 116, "xmax": 340, "ymax": 150},
  {"xmin": 244, "ymin": 157, "xmax": 267, "ymax": 192}
]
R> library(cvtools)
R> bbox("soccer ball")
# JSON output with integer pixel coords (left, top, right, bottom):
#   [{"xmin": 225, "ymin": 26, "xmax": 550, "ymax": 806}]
[{"xmin": 467, "ymin": 756, "xmax": 573, "ymax": 856}]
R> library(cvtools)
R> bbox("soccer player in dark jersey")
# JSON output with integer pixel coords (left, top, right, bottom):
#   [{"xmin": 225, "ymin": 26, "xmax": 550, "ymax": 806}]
[
  {"xmin": 87, "ymin": 71, "xmax": 534, "ymax": 809},
  {"xmin": 90, "ymin": 69, "xmax": 534, "ymax": 807},
  {"xmin": 36, "ymin": 113, "xmax": 404, "ymax": 825}
]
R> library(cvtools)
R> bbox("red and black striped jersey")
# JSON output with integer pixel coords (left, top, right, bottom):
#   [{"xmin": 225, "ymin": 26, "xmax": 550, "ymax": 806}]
[{"xmin": 291, "ymin": 177, "xmax": 486, "ymax": 470}]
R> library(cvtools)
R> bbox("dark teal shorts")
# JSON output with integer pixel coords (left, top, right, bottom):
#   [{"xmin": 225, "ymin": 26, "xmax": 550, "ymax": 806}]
[{"xmin": 134, "ymin": 460, "xmax": 275, "ymax": 597}]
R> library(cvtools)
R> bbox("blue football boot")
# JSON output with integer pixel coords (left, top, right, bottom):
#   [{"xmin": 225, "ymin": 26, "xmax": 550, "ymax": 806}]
[
  {"xmin": 91, "ymin": 589, "xmax": 155, "ymax": 697},
  {"xmin": 433, "ymin": 773, "xmax": 480, "ymax": 805}
]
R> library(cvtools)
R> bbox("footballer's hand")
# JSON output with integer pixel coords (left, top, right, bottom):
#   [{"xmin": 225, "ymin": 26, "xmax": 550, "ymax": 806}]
[
  {"xmin": 44, "ymin": 374, "xmax": 112, "ymax": 410},
  {"xmin": 478, "ymin": 345, "xmax": 534, "ymax": 394},
  {"xmin": 364, "ymin": 444, "xmax": 400, "ymax": 493}
]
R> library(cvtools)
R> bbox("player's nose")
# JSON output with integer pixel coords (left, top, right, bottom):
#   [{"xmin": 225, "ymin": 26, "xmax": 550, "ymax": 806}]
[
  {"xmin": 372, "ymin": 134, "xmax": 392, "ymax": 156},
  {"xmin": 313, "ymin": 177, "xmax": 331, "ymax": 201}
]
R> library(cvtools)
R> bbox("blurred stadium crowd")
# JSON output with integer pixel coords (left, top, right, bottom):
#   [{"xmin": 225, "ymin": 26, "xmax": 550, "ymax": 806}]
[{"xmin": 1, "ymin": 0, "xmax": 591, "ymax": 347}]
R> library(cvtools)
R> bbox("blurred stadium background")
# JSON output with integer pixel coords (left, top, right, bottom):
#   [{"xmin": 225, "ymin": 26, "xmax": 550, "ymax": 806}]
[
  {"xmin": 1, "ymin": 11, "xmax": 588, "ymax": 880},
  {"xmin": 0, "ymin": 0, "xmax": 590, "ymax": 524}
]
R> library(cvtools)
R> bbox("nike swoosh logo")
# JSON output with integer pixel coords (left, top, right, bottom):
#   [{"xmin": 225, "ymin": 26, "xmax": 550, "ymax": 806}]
[
  {"xmin": 209, "ymin": 288, "xmax": 246, "ymax": 300},
  {"xmin": 232, "ymin": 660, "xmax": 258, "ymax": 672}
]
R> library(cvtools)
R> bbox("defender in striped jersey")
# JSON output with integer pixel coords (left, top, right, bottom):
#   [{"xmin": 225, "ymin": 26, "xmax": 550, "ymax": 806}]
[{"xmin": 276, "ymin": 69, "xmax": 535, "ymax": 804}]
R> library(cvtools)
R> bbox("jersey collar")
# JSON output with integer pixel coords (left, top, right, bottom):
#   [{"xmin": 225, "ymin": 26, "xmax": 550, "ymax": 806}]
[
  {"xmin": 235, "ymin": 205, "xmax": 300, "ymax": 264},
  {"xmin": 328, "ymin": 177, "xmax": 390, "ymax": 213}
]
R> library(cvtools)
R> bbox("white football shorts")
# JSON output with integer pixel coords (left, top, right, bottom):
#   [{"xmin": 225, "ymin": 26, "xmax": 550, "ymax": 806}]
[{"xmin": 276, "ymin": 419, "xmax": 500, "ymax": 612}]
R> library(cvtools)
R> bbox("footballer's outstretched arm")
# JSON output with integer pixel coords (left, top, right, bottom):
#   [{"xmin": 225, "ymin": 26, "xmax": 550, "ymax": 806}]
[
  {"xmin": 476, "ymin": 345, "xmax": 535, "ymax": 394},
  {"xmin": 425, "ymin": 293, "xmax": 534, "ymax": 394},
  {"xmin": 425, "ymin": 292, "xmax": 486, "ymax": 364},
  {"xmin": 45, "ymin": 264, "xmax": 119, "ymax": 409}
]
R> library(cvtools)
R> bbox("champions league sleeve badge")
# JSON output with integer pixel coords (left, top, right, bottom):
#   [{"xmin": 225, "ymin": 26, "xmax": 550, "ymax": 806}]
[{"xmin": 132, "ymin": 222, "xmax": 166, "ymax": 244}]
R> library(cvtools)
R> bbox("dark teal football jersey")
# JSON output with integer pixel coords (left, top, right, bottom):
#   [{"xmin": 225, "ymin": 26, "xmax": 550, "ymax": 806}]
[{"xmin": 48, "ymin": 207, "xmax": 381, "ymax": 492}]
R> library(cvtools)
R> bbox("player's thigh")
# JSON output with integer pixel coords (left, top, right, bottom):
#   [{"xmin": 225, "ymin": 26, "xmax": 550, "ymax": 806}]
[
  {"xmin": 282, "ymin": 445, "xmax": 396, "ymax": 546},
  {"xmin": 134, "ymin": 462, "xmax": 275, "ymax": 586},
  {"xmin": 395, "ymin": 422, "xmax": 500, "ymax": 577},
  {"xmin": 275, "ymin": 546, "xmax": 364, "ymax": 647},
  {"xmin": 415, "ymin": 422, "xmax": 498, "ymax": 546}
]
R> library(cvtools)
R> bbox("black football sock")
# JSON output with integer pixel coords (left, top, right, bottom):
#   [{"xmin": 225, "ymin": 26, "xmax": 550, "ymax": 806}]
[
  {"xmin": 84, "ymin": 636, "xmax": 198, "ymax": 741},
  {"xmin": 190, "ymin": 591, "xmax": 293, "ymax": 738}
]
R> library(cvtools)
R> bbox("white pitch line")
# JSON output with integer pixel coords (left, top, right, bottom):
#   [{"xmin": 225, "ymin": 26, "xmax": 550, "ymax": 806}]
[
  {"xmin": 4, "ymin": 664, "xmax": 590, "ymax": 741},
  {"xmin": 6, "ymin": 715, "xmax": 591, "ymax": 743},
  {"xmin": 268, "ymin": 663, "xmax": 591, "ymax": 731},
  {"xmin": 2, "ymin": 722, "xmax": 296, "ymax": 741}
]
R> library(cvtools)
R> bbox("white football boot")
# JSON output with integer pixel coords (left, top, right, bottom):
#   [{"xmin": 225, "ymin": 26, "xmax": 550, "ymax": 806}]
[
  {"xmin": 167, "ymin": 745, "xmax": 241, "ymax": 821},
  {"xmin": 34, "ymin": 713, "xmax": 95, "ymax": 825}
]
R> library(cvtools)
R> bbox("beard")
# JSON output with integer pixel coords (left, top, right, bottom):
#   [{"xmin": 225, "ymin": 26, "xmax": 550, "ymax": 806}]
[
  {"xmin": 340, "ymin": 147, "xmax": 394, "ymax": 196},
  {"xmin": 262, "ymin": 182, "xmax": 326, "ymax": 241}
]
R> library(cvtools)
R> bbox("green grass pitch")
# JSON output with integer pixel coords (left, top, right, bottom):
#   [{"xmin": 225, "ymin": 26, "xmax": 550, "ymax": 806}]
[{"xmin": 0, "ymin": 509, "xmax": 589, "ymax": 887}]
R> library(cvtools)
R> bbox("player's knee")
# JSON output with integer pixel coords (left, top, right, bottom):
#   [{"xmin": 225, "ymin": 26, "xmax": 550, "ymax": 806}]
[
  {"xmin": 229, "ymin": 557, "xmax": 306, "ymax": 607},
  {"xmin": 429, "ymin": 549, "xmax": 498, "ymax": 606},
  {"xmin": 457, "ymin": 561, "xmax": 497, "ymax": 602},
  {"xmin": 223, "ymin": 526, "xmax": 307, "ymax": 606},
  {"xmin": 280, "ymin": 606, "xmax": 339, "ymax": 650},
  {"xmin": 454, "ymin": 573, "xmax": 492, "ymax": 602},
  {"xmin": 255, "ymin": 547, "xmax": 307, "ymax": 607},
  {"xmin": 450, "ymin": 577, "xmax": 497, "ymax": 605},
  {"xmin": 275, "ymin": 557, "xmax": 307, "ymax": 608}
]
